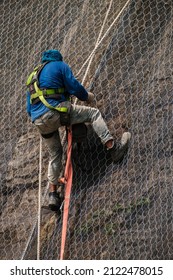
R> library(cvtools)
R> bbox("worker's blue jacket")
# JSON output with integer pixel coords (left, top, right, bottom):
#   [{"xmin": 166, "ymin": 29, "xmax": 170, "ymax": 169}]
[{"xmin": 26, "ymin": 61, "xmax": 88, "ymax": 122}]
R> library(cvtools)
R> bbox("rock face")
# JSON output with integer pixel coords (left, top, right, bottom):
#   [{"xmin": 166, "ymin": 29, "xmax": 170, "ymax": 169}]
[{"xmin": 0, "ymin": 0, "xmax": 173, "ymax": 260}]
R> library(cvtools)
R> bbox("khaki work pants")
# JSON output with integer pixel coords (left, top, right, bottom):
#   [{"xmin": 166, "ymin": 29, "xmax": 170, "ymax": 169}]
[{"xmin": 34, "ymin": 102, "xmax": 113, "ymax": 185}]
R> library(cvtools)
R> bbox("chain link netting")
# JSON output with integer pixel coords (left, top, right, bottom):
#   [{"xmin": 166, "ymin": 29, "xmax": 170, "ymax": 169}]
[{"xmin": 0, "ymin": 0, "xmax": 173, "ymax": 260}]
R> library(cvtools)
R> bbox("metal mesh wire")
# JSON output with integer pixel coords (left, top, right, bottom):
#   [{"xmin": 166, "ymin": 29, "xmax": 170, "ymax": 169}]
[{"xmin": 0, "ymin": 0, "xmax": 173, "ymax": 260}]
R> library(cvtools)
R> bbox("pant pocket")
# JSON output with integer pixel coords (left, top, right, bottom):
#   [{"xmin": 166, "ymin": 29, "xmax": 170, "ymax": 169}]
[{"xmin": 34, "ymin": 110, "xmax": 61, "ymax": 135}]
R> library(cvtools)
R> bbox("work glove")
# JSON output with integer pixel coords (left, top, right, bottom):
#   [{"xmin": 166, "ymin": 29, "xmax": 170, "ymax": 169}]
[{"xmin": 87, "ymin": 92, "xmax": 95, "ymax": 103}]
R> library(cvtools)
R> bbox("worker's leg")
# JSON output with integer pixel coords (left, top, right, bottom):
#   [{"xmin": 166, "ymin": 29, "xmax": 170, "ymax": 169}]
[
  {"xmin": 70, "ymin": 104, "xmax": 113, "ymax": 144},
  {"xmin": 42, "ymin": 131, "xmax": 63, "ymax": 185},
  {"xmin": 34, "ymin": 110, "xmax": 62, "ymax": 184},
  {"xmin": 70, "ymin": 104, "xmax": 131, "ymax": 163},
  {"xmin": 34, "ymin": 111, "xmax": 62, "ymax": 210}
]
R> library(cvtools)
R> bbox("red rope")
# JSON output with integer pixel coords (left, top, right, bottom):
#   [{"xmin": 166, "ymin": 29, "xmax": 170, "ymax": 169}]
[{"xmin": 60, "ymin": 128, "xmax": 73, "ymax": 260}]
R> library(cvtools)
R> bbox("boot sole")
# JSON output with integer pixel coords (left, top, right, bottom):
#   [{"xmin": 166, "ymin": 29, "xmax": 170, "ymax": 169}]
[
  {"xmin": 121, "ymin": 132, "xmax": 131, "ymax": 145},
  {"xmin": 49, "ymin": 204, "xmax": 60, "ymax": 212}
]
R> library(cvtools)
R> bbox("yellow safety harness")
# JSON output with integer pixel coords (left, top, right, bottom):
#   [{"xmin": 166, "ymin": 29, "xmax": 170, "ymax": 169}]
[{"xmin": 26, "ymin": 63, "xmax": 69, "ymax": 113}]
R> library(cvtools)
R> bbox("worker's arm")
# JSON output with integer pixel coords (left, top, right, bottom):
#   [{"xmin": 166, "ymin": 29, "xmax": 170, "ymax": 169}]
[{"xmin": 61, "ymin": 62, "xmax": 88, "ymax": 101}]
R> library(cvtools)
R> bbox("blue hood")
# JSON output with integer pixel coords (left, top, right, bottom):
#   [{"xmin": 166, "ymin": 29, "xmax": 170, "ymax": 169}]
[{"xmin": 41, "ymin": 49, "xmax": 63, "ymax": 63}]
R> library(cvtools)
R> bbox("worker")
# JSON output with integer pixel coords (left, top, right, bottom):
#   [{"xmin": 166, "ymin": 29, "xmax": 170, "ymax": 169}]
[{"xmin": 26, "ymin": 49, "xmax": 131, "ymax": 211}]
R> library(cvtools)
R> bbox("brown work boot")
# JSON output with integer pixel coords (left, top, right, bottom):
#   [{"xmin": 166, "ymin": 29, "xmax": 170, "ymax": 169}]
[
  {"xmin": 48, "ymin": 183, "xmax": 62, "ymax": 211},
  {"xmin": 109, "ymin": 132, "xmax": 131, "ymax": 164},
  {"xmin": 48, "ymin": 191, "xmax": 62, "ymax": 211}
]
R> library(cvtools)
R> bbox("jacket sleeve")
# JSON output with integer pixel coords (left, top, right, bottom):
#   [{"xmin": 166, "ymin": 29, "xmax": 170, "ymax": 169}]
[
  {"xmin": 61, "ymin": 62, "xmax": 88, "ymax": 101},
  {"xmin": 26, "ymin": 91, "xmax": 31, "ymax": 117}
]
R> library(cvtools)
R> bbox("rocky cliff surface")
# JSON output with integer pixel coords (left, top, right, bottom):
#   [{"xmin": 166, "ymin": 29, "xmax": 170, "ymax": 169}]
[{"xmin": 0, "ymin": 0, "xmax": 173, "ymax": 260}]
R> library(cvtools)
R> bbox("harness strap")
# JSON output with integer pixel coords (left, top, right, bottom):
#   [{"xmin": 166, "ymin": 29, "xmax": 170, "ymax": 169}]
[
  {"xmin": 34, "ymin": 82, "xmax": 68, "ymax": 112},
  {"xmin": 30, "ymin": 87, "xmax": 65, "ymax": 103},
  {"xmin": 27, "ymin": 62, "xmax": 68, "ymax": 105}
]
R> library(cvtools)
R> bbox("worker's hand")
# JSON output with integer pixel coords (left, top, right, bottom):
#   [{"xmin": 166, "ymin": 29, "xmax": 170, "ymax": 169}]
[{"xmin": 87, "ymin": 92, "xmax": 95, "ymax": 103}]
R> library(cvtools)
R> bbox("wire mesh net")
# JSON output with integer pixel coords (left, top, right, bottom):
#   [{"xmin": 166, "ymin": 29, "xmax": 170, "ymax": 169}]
[{"xmin": 0, "ymin": 0, "xmax": 173, "ymax": 260}]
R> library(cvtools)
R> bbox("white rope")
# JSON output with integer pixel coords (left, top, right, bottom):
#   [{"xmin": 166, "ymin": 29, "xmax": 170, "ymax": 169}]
[
  {"xmin": 76, "ymin": 0, "xmax": 131, "ymax": 80},
  {"xmin": 81, "ymin": 0, "xmax": 113, "ymax": 86},
  {"xmin": 23, "ymin": 0, "xmax": 131, "ymax": 260}
]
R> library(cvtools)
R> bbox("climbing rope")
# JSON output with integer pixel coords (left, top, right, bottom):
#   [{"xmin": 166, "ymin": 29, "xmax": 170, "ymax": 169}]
[
  {"xmin": 60, "ymin": 128, "xmax": 73, "ymax": 260},
  {"xmin": 76, "ymin": 0, "xmax": 131, "ymax": 81},
  {"xmin": 81, "ymin": 0, "xmax": 113, "ymax": 85},
  {"xmin": 23, "ymin": 0, "xmax": 132, "ymax": 261}
]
